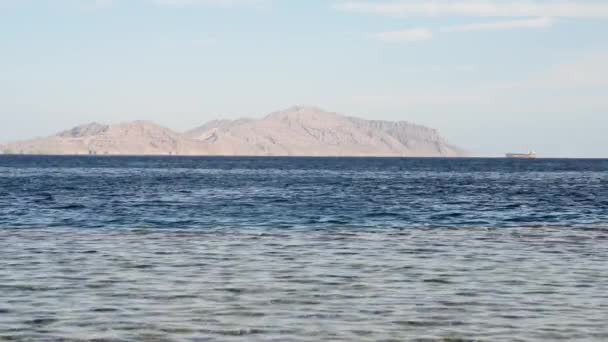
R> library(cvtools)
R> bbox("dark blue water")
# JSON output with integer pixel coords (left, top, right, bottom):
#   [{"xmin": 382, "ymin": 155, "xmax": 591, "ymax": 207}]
[
  {"xmin": 1, "ymin": 156, "xmax": 608, "ymax": 341},
  {"xmin": 2, "ymin": 156, "xmax": 607, "ymax": 230}
]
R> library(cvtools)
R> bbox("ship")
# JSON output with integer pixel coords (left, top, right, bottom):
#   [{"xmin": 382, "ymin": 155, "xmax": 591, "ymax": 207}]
[{"xmin": 505, "ymin": 151, "xmax": 537, "ymax": 159}]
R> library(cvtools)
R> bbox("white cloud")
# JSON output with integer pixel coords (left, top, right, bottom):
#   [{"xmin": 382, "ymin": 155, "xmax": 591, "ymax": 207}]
[
  {"xmin": 334, "ymin": 1, "xmax": 608, "ymax": 18},
  {"xmin": 372, "ymin": 28, "xmax": 433, "ymax": 42},
  {"xmin": 352, "ymin": 51, "xmax": 608, "ymax": 114},
  {"xmin": 441, "ymin": 17, "xmax": 553, "ymax": 32},
  {"xmin": 371, "ymin": 17, "xmax": 552, "ymax": 43}
]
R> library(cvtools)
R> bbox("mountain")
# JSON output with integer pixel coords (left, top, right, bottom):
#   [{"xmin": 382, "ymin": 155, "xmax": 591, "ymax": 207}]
[
  {"xmin": 1, "ymin": 121, "xmax": 207, "ymax": 156},
  {"xmin": 0, "ymin": 106, "xmax": 466, "ymax": 157}
]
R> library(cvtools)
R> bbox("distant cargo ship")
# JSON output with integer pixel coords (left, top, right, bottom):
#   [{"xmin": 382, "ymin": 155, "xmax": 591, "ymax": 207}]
[{"xmin": 505, "ymin": 151, "xmax": 537, "ymax": 159}]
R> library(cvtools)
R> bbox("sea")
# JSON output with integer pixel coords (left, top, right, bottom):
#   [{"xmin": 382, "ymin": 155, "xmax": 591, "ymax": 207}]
[{"xmin": 1, "ymin": 156, "xmax": 607, "ymax": 341}]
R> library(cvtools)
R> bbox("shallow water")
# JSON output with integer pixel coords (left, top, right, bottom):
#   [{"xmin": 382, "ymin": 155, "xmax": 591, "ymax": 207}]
[{"xmin": 1, "ymin": 156, "xmax": 608, "ymax": 341}]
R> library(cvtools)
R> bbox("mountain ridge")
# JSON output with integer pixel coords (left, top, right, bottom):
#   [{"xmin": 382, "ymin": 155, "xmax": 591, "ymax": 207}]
[{"xmin": 0, "ymin": 106, "xmax": 466, "ymax": 157}]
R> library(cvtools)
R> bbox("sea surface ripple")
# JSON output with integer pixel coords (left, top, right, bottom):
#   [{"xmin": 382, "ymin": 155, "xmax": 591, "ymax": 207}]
[{"xmin": 1, "ymin": 156, "xmax": 607, "ymax": 341}]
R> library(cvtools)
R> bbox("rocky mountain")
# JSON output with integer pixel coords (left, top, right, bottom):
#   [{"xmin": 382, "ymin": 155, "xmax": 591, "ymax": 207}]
[
  {"xmin": 1, "ymin": 121, "xmax": 207, "ymax": 156},
  {"xmin": 0, "ymin": 106, "xmax": 465, "ymax": 157}
]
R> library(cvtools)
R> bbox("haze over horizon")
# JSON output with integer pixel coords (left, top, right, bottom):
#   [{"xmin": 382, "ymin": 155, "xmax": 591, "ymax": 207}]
[{"xmin": 2, "ymin": 0, "xmax": 608, "ymax": 157}]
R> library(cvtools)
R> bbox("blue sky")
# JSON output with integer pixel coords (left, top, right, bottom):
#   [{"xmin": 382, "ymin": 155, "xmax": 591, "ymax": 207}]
[{"xmin": 1, "ymin": 0, "xmax": 607, "ymax": 157}]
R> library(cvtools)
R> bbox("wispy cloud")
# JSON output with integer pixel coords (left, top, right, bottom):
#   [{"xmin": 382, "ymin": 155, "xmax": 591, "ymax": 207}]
[
  {"xmin": 372, "ymin": 28, "xmax": 433, "ymax": 43},
  {"xmin": 353, "ymin": 51, "xmax": 608, "ymax": 109},
  {"xmin": 441, "ymin": 17, "xmax": 553, "ymax": 32},
  {"xmin": 334, "ymin": 1, "xmax": 608, "ymax": 18},
  {"xmin": 371, "ymin": 17, "xmax": 552, "ymax": 43}
]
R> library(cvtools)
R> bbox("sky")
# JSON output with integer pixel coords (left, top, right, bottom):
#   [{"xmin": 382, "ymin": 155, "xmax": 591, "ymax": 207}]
[{"xmin": 1, "ymin": 0, "xmax": 607, "ymax": 157}]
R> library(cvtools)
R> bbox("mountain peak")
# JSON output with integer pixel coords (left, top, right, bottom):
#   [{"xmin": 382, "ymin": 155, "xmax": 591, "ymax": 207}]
[
  {"xmin": 58, "ymin": 122, "xmax": 109, "ymax": 138},
  {"xmin": 119, "ymin": 120, "xmax": 164, "ymax": 128},
  {"xmin": 287, "ymin": 105, "xmax": 325, "ymax": 113},
  {"xmin": 265, "ymin": 106, "xmax": 340, "ymax": 123},
  {"xmin": 268, "ymin": 105, "xmax": 326, "ymax": 115}
]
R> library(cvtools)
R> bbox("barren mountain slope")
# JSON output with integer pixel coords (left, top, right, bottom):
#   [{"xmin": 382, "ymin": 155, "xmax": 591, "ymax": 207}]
[
  {"xmin": 2, "ymin": 106, "xmax": 465, "ymax": 157},
  {"xmin": 186, "ymin": 106, "xmax": 464, "ymax": 156}
]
